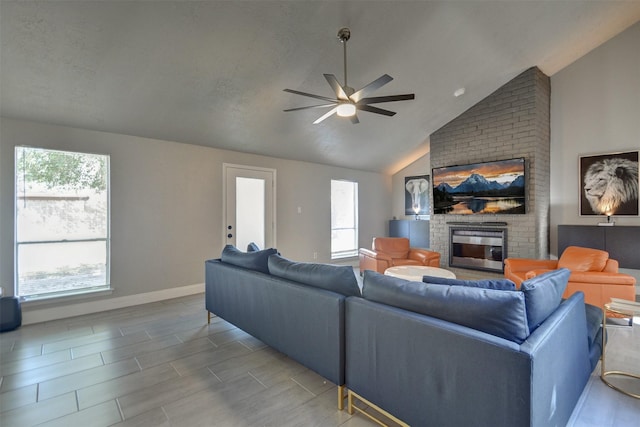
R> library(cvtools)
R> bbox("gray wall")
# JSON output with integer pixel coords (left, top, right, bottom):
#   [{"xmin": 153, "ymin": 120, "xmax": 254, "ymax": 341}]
[
  {"xmin": 0, "ymin": 118, "xmax": 390, "ymax": 306},
  {"xmin": 390, "ymin": 22, "xmax": 639, "ymax": 285},
  {"xmin": 428, "ymin": 67, "xmax": 551, "ymax": 271}
]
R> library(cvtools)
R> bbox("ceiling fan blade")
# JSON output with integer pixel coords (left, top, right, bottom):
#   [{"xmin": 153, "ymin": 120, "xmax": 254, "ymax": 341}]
[
  {"xmin": 357, "ymin": 104, "xmax": 396, "ymax": 117},
  {"xmin": 350, "ymin": 114, "xmax": 360, "ymax": 124},
  {"xmin": 358, "ymin": 94, "xmax": 415, "ymax": 104},
  {"xmin": 313, "ymin": 107, "xmax": 339, "ymax": 124},
  {"xmin": 350, "ymin": 74, "xmax": 394, "ymax": 102},
  {"xmin": 284, "ymin": 103, "xmax": 337, "ymax": 112},
  {"xmin": 283, "ymin": 88, "xmax": 337, "ymax": 103},
  {"xmin": 323, "ymin": 74, "xmax": 349, "ymax": 100}
]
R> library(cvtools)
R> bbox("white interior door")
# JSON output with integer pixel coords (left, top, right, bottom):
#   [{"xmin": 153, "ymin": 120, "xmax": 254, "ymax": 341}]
[{"xmin": 223, "ymin": 164, "xmax": 276, "ymax": 251}]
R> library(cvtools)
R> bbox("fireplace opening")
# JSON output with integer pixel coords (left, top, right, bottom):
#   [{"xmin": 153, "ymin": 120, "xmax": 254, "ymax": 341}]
[{"xmin": 449, "ymin": 228, "xmax": 507, "ymax": 273}]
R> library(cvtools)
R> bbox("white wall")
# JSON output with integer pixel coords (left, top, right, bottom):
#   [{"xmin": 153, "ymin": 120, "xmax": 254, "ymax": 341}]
[
  {"xmin": 0, "ymin": 118, "xmax": 391, "ymax": 321},
  {"xmin": 550, "ymin": 22, "xmax": 640, "ymax": 260}
]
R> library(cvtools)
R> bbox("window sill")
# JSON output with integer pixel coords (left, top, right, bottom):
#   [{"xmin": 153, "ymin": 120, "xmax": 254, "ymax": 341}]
[{"xmin": 20, "ymin": 287, "xmax": 114, "ymax": 307}]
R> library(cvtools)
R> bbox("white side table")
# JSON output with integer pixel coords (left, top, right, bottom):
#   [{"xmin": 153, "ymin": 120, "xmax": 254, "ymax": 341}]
[{"xmin": 384, "ymin": 265, "xmax": 456, "ymax": 282}]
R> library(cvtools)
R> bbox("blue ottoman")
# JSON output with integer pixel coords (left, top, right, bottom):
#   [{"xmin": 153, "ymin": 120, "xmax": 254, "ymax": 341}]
[{"xmin": 0, "ymin": 296, "xmax": 22, "ymax": 332}]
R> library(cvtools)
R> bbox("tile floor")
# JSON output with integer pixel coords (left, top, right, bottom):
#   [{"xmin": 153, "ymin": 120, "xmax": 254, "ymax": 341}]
[{"xmin": 0, "ymin": 293, "xmax": 638, "ymax": 426}]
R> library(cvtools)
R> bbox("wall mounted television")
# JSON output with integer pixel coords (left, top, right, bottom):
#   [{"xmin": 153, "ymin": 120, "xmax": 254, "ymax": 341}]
[{"xmin": 432, "ymin": 158, "xmax": 525, "ymax": 214}]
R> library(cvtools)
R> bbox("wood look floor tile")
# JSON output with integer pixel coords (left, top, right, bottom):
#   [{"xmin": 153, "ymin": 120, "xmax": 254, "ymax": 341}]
[
  {"xmin": 77, "ymin": 363, "xmax": 180, "ymax": 410},
  {"xmin": 38, "ymin": 357, "xmax": 140, "ymax": 400},
  {"xmin": 208, "ymin": 347, "xmax": 285, "ymax": 383},
  {"xmin": 0, "ymin": 391, "xmax": 77, "ymax": 427},
  {"xmin": 0, "ymin": 349, "xmax": 71, "ymax": 376},
  {"xmin": 0, "ymin": 384, "xmax": 37, "ymax": 413},
  {"xmin": 42, "ymin": 329, "xmax": 124, "ymax": 354},
  {"xmin": 117, "ymin": 367, "xmax": 221, "ymax": 420},
  {"xmin": 169, "ymin": 341, "xmax": 252, "ymax": 376},
  {"xmin": 260, "ymin": 386, "xmax": 353, "ymax": 427},
  {"xmin": 134, "ymin": 336, "xmax": 216, "ymax": 370},
  {"xmin": 218, "ymin": 377, "xmax": 316, "ymax": 426},
  {"xmin": 70, "ymin": 330, "xmax": 151, "ymax": 359},
  {"xmin": 0, "ymin": 353, "xmax": 103, "ymax": 392},
  {"xmin": 246, "ymin": 355, "xmax": 308, "ymax": 388},
  {"xmin": 100, "ymin": 334, "xmax": 182, "ymax": 364},
  {"xmin": 9, "ymin": 326, "xmax": 95, "ymax": 350},
  {"xmin": 205, "ymin": 326, "xmax": 255, "ymax": 347},
  {"xmin": 0, "ymin": 292, "xmax": 635, "ymax": 427},
  {"xmin": 0, "ymin": 343, "xmax": 43, "ymax": 362},
  {"xmin": 162, "ymin": 374, "xmax": 266, "ymax": 424},
  {"xmin": 109, "ymin": 407, "xmax": 170, "ymax": 427},
  {"xmin": 291, "ymin": 369, "xmax": 336, "ymax": 396},
  {"xmin": 36, "ymin": 399, "xmax": 122, "ymax": 427}
]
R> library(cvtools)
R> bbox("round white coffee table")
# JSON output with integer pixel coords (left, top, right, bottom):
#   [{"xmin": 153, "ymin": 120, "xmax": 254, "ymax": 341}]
[{"xmin": 384, "ymin": 265, "xmax": 456, "ymax": 281}]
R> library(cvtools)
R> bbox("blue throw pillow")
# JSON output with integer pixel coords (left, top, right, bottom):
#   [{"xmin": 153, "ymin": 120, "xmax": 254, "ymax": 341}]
[
  {"xmin": 268, "ymin": 254, "xmax": 361, "ymax": 297},
  {"xmin": 221, "ymin": 245, "xmax": 277, "ymax": 274},
  {"xmin": 422, "ymin": 275, "xmax": 516, "ymax": 291},
  {"xmin": 246, "ymin": 242, "xmax": 261, "ymax": 252},
  {"xmin": 364, "ymin": 271, "xmax": 529, "ymax": 343},
  {"xmin": 520, "ymin": 268, "xmax": 570, "ymax": 332}
]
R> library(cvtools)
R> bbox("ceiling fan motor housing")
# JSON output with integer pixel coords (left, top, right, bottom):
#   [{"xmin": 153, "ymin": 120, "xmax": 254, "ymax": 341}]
[{"xmin": 338, "ymin": 27, "xmax": 351, "ymax": 43}]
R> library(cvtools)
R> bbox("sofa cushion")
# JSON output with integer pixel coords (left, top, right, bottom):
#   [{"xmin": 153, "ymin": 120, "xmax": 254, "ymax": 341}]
[
  {"xmin": 268, "ymin": 254, "xmax": 361, "ymax": 297},
  {"xmin": 422, "ymin": 275, "xmax": 516, "ymax": 291},
  {"xmin": 221, "ymin": 245, "xmax": 277, "ymax": 274},
  {"xmin": 363, "ymin": 271, "xmax": 529, "ymax": 343},
  {"xmin": 557, "ymin": 246, "xmax": 609, "ymax": 272},
  {"xmin": 520, "ymin": 268, "xmax": 570, "ymax": 331}
]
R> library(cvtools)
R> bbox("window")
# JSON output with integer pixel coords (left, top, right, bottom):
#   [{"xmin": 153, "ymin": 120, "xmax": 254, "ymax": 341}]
[
  {"xmin": 15, "ymin": 147, "xmax": 110, "ymax": 299},
  {"xmin": 331, "ymin": 179, "xmax": 358, "ymax": 259}
]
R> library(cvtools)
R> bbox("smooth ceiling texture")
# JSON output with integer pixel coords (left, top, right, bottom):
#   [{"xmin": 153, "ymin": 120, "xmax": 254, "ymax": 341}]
[{"xmin": 2, "ymin": 1, "xmax": 639, "ymax": 173}]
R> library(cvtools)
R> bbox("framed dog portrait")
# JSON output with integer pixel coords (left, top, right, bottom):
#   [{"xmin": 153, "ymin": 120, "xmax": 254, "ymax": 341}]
[{"xmin": 579, "ymin": 151, "xmax": 639, "ymax": 216}]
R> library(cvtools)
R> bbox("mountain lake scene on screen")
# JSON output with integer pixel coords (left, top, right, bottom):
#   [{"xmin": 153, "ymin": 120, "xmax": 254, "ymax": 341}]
[{"xmin": 432, "ymin": 158, "xmax": 525, "ymax": 214}]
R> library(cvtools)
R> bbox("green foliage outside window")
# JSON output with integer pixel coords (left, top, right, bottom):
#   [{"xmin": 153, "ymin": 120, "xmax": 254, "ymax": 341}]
[{"xmin": 16, "ymin": 147, "xmax": 107, "ymax": 192}]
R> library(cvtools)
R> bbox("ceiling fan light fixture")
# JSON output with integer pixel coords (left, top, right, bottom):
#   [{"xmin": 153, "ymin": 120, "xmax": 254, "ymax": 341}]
[
  {"xmin": 283, "ymin": 28, "xmax": 414, "ymax": 124},
  {"xmin": 336, "ymin": 102, "xmax": 357, "ymax": 117}
]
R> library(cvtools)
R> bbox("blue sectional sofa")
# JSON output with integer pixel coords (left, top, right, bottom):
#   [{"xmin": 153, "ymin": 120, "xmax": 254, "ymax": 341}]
[
  {"xmin": 205, "ymin": 245, "xmax": 361, "ymax": 409},
  {"xmin": 205, "ymin": 246, "xmax": 602, "ymax": 425},
  {"xmin": 345, "ymin": 269, "xmax": 603, "ymax": 427}
]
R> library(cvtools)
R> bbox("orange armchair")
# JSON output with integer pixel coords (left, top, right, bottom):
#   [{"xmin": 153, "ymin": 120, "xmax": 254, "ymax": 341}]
[
  {"xmin": 359, "ymin": 237, "xmax": 441, "ymax": 274},
  {"xmin": 504, "ymin": 246, "xmax": 636, "ymax": 310}
]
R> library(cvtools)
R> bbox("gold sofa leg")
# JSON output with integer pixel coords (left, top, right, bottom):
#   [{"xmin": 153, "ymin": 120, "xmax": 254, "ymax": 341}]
[
  {"xmin": 207, "ymin": 310, "xmax": 211, "ymax": 324},
  {"xmin": 338, "ymin": 385, "xmax": 347, "ymax": 410},
  {"xmin": 347, "ymin": 389, "xmax": 409, "ymax": 427}
]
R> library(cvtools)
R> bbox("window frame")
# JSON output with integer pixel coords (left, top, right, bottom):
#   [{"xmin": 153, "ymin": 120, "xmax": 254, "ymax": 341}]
[
  {"xmin": 14, "ymin": 146, "xmax": 111, "ymax": 301},
  {"xmin": 330, "ymin": 179, "xmax": 359, "ymax": 260}
]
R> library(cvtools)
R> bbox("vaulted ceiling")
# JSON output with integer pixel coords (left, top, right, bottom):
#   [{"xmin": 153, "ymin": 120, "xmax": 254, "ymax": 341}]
[{"xmin": 2, "ymin": 1, "xmax": 639, "ymax": 174}]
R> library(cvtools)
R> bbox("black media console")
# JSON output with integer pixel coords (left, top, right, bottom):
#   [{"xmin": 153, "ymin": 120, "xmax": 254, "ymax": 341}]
[{"xmin": 557, "ymin": 225, "xmax": 640, "ymax": 269}]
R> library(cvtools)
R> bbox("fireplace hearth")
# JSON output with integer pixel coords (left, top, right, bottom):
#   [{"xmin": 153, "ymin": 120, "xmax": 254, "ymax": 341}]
[{"xmin": 449, "ymin": 228, "xmax": 507, "ymax": 273}]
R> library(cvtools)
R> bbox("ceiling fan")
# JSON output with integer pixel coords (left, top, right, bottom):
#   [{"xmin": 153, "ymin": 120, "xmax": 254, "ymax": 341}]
[{"xmin": 283, "ymin": 28, "xmax": 415, "ymax": 124}]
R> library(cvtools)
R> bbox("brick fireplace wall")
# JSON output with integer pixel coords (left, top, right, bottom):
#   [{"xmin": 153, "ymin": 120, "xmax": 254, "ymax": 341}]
[{"xmin": 430, "ymin": 67, "xmax": 550, "ymax": 276}]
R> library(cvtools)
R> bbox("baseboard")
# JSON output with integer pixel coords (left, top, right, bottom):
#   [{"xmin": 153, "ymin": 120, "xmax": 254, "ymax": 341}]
[{"xmin": 21, "ymin": 283, "xmax": 204, "ymax": 325}]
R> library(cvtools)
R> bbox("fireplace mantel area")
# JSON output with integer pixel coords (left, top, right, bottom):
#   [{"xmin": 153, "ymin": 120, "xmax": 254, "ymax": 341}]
[{"xmin": 429, "ymin": 67, "xmax": 551, "ymax": 276}]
